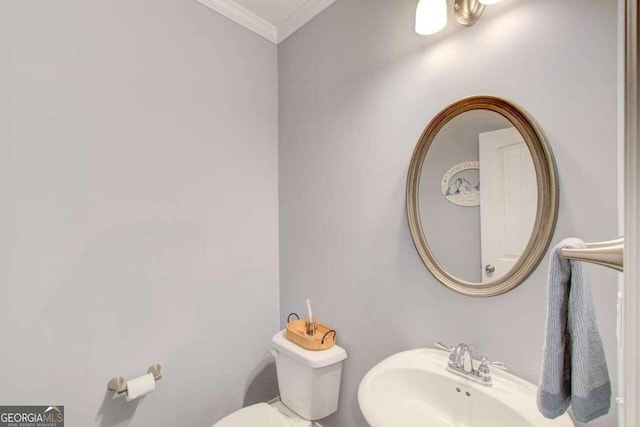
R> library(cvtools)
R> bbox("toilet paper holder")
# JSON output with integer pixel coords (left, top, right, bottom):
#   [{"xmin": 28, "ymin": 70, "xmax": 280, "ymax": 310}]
[{"xmin": 107, "ymin": 364, "xmax": 162, "ymax": 397}]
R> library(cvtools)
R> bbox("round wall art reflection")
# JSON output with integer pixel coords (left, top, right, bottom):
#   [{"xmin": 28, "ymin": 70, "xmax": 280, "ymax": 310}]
[{"xmin": 441, "ymin": 161, "xmax": 480, "ymax": 207}]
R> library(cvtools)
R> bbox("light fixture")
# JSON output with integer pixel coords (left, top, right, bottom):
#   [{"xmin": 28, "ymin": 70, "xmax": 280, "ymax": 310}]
[
  {"xmin": 416, "ymin": 0, "xmax": 503, "ymax": 35},
  {"xmin": 415, "ymin": 0, "xmax": 448, "ymax": 36}
]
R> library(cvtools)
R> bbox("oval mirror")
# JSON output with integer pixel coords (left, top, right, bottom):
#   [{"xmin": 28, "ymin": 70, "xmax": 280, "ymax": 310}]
[{"xmin": 407, "ymin": 96, "xmax": 559, "ymax": 297}]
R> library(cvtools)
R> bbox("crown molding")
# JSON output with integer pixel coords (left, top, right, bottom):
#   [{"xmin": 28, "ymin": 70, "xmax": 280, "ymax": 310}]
[
  {"xmin": 197, "ymin": 0, "xmax": 277, "ymax": 44},
  {"xmin": 276, "ymin": 0, "xmax": 336, "ymax": 44},
  {"xmin": 197, "ymin": 0, "xmax": 336, "ymax": 45}
]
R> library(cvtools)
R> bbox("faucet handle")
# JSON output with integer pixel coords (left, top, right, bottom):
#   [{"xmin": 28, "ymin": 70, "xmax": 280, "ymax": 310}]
[
  {"xmin": 479, "ymin": 356, "xmax": 507, "ymax": 371},
  {"xmin": 435, "ymin": 342, "xmax": 455, "ymax": 352}
]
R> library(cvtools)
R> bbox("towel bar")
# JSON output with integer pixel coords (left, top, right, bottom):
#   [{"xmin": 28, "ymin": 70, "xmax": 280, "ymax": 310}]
[{"xmin": 560, "ymin": 237, "xmax": 624, "ymax": 272}]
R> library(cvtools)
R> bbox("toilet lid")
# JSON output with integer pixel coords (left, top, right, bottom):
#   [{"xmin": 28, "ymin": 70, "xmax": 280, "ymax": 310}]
[{"xmin": 212, "ymin": 403, "xmax": 304, "ymax": 427}]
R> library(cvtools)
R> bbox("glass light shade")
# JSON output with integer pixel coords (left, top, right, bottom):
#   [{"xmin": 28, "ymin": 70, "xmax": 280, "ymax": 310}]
[
  {"xmin": 415, "ymin": 0, "xmax": 447, "ymax": 35},
  {"xmin": 479, "ymin": 0, "xmax": 503, "ymax": 4}
]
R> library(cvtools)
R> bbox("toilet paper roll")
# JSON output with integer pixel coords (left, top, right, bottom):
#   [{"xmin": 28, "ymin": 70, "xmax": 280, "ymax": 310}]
[{"xmin": 125, "ymin": 373, "xmax": 155, "ymax": 402}]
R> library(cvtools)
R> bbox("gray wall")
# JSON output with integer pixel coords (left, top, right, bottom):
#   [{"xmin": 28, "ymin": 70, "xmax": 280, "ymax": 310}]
[
  {"xmin": 0, "ymin": 1, "xmax": 279, "ymax": 426},
  {"xmin": 279, "ymin": 1, "xmax": 619, "ymax": 426}
]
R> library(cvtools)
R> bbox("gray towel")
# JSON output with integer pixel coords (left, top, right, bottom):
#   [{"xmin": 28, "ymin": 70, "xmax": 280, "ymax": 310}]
[{"xmin": 537, "ymin": 238, "xmax": 611, "ymax": 423}]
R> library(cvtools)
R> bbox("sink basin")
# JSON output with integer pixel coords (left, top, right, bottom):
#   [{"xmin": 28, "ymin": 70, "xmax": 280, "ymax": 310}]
[{"xmin": 358, "ymin": 348, "xmax": 574, "ymax": 427}]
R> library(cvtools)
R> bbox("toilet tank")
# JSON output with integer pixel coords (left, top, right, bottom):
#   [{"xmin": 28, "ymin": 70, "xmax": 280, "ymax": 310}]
[{"xmin": 271, "ymin": 330, "xmax": 347, "ymax": 421}]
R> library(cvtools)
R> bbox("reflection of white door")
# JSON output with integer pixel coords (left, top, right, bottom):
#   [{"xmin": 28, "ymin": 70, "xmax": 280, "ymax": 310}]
[{"xmin": 479, "ymin": 127, "xmax": 537, "ymax": 283}]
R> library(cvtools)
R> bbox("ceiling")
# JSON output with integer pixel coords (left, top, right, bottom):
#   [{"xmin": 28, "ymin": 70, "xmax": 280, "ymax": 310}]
[
  {"xmin": 197, "ymin": 0, "xmax": 337, "ymax": 44},
  {"xmin": 232, "ymin": 0, "xmax": 309, "ymax": 26}
]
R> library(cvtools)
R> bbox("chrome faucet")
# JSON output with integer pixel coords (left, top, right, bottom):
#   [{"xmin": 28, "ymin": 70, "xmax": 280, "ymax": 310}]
[
  {"xmin": 451, "ymin": 343, "xmax": 474, "ymax": 372},
  {"xmin": 435, "ymin": 342, "xmax": 506, "ymax": 386}
]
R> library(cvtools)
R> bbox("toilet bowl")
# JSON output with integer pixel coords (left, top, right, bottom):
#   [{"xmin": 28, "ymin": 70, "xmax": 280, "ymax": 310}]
[
  {"xmin": 212, "ymin": 330, "xmax": 347, "ymax": 427},
  {"xmin": 213, "ymin": 401, "xmax": 311, "ymax": 427}
]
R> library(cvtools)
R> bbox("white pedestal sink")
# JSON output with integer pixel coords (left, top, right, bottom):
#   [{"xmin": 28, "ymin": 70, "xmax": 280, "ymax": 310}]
[{"xmin": 358, "ymin": 348, "xmax": 574, "ymax": 427}]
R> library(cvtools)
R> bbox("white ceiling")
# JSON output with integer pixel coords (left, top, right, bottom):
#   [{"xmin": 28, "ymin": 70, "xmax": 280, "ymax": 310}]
[{"xmin": 197, "ymin": 0, "xmax": 336, "ymax": 44}]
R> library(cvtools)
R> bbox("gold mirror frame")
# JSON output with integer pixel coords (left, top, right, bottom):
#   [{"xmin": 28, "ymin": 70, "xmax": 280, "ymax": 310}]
[{"xmin": 406, "ymin": 96, "xmax": 559, "ymax": 297}]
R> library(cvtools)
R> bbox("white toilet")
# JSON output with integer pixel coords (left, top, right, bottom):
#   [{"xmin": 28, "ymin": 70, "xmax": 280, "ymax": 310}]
[{"xmin": 213, "ymin": 330, "xmax": 348, "ymax": 427}]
